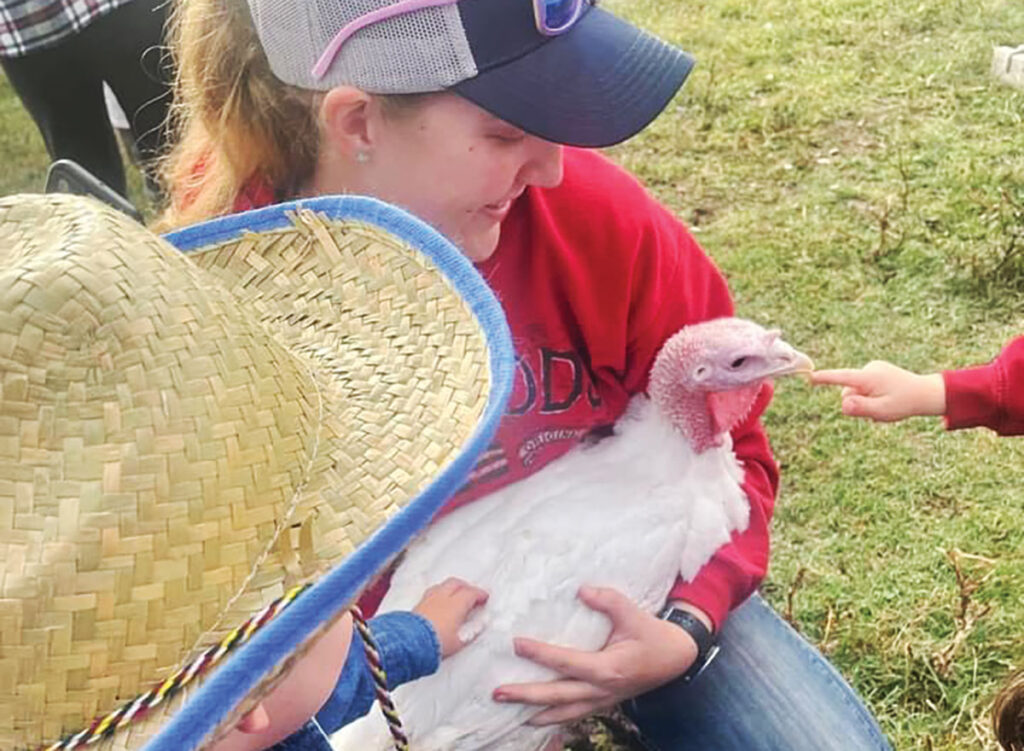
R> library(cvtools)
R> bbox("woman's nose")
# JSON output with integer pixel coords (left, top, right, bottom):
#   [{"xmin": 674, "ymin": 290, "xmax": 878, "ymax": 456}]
[{"xmin": 523, "ymin": 139, "xmax": 564, "ymax": 188}]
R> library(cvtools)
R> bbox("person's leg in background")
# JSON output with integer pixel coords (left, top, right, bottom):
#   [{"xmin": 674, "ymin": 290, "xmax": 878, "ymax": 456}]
[
  {"xmin": 92, "ymin": 0, "xmax": 174, "ymax": 197},
  {"xmin": 1, "ymin": 38, "xmax": 125, "ymax": 194},
  {"xmin": 627, "ymin": 593, "xmax": 892, "ymax": 751}
]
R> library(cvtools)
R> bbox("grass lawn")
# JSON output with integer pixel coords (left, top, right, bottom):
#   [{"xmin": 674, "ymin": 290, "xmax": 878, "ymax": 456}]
[
  {"xmin": 0, "ymin": 74, "xmax": 50, "ymax": 195},
  {"xmin": 2, "ymin": 0, "xmax": 1022, "ymax": 749}
]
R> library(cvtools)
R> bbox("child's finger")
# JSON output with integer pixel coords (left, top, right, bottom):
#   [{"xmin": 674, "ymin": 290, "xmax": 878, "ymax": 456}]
[
  {"xmin": 452, "ymin": 584, "xmax": 489, "ymax": 617},
  {"xmin": 809, "ymin": 368, "xmax": 872, "ymax": 388},
  {"xmin": 841, "ymin": 395, "xmax": 875, "ymax": 419},
  {"xmin": 433, "ymin": 576, "xmax": 478, "ymax": 598},
  {"xmin": 842, "ymin": 395, "xmax": 898, "ymax": 422},
  {"xmin": 471, "ymin": 586, "xmax": 490, "ymax": 608},
  {"xmin": 435, "ymin": 576, "xmax": 464, "ymax": 593}
]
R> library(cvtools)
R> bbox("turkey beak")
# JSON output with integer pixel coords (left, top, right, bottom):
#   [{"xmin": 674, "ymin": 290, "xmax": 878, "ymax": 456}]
[{"xmin": 765, "ymin": 340, "xmax": 815, "ymax": 378}]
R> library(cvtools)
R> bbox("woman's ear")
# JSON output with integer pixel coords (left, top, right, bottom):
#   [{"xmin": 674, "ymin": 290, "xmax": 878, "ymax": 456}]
[{"xmin": 320, "ymin": 86, "xmax": 376, "ymax": 158}]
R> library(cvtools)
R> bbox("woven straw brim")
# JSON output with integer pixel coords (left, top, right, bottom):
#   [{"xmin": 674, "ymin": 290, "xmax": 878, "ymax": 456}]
[{"xmin": 0, "ymin": 195, "xmax": 492, "ymax": 749}]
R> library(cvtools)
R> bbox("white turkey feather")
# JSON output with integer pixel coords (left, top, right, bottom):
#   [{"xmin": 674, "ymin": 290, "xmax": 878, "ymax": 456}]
[{"xmin": 330, "ymin": 394, "xmax": 748, "ymax": 751}]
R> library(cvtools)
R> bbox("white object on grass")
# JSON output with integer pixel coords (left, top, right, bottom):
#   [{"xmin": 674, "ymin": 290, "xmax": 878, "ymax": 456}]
[{"xmin": 992, "ymin": 45, "xmax": 1024, "ymax": 91}]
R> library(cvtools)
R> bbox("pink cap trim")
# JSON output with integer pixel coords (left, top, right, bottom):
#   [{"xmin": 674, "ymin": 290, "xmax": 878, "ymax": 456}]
[{"xmin": 312, "ymin": 0, "xmax": 464, "ymax": 80}]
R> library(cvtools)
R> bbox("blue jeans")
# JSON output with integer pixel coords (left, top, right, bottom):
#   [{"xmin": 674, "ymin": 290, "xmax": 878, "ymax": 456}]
[{"xmin": 626, "ymin": 594, "xmax": 892, "ymax": 750}]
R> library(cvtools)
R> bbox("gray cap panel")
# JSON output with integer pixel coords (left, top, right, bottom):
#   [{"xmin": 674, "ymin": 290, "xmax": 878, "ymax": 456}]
[{"xmin": 248, "ymin": 0, "xmax": 479, "ymax": 92}]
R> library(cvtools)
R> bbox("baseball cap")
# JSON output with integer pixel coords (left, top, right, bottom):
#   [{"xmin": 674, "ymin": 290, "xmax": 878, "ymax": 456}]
[{"xmin": 247, "ymin": 0, "xmax": 695, "ymax": 147}]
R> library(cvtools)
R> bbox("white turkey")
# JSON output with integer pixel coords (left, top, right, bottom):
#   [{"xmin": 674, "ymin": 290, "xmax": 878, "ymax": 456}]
[{"xmin": 331, "ymin": 317, "xmax": 813, "ymax": 751}]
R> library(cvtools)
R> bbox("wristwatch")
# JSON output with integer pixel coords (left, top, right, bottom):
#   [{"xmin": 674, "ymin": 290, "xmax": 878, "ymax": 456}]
[{"xmin": 658, "ymin": 605, "xmax": 719, "ymax": 683}]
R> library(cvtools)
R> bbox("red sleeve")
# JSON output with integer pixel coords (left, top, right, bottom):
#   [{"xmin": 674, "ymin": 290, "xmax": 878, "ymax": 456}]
[
  {"xmin": 621, "ymin": 197, "xmax": 780, "ymax": 631},
  {"xmin": 943, "ymin": 336, "xmax": 1024, "ymax": 436}
]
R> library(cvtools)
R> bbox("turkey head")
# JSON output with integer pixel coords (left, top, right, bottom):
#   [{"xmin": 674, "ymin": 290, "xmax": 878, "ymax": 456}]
[{"xmin": 648, "ymin": 317, "xmax": 813, "ymax": 453}]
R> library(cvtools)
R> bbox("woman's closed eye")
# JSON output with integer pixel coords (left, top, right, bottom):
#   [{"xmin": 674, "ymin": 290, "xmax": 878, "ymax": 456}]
[{"xmin": 486, "ymin": 129, "xmax": 527, "ymax": 144}]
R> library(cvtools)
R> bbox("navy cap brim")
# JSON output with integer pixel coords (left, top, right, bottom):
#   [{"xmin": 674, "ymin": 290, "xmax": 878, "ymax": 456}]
[{"xmin": 452, "ymin": 6, "xmax": 694, "ymax": 148}]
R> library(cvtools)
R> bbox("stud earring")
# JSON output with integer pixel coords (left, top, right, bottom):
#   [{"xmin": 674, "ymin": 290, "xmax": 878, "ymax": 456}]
[{"xmin": 355, "ymin": 151, "xmax": 369, "ymax": 164}]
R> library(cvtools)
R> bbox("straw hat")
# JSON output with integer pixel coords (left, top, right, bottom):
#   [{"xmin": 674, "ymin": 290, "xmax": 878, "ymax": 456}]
[{"xmin": 0, "ymin": 193, "xmax": 513, "ymax": 750}]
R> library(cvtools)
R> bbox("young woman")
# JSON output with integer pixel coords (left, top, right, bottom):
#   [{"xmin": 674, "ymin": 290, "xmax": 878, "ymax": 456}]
[{"xmin": 160, "ymin": 0, "xmax": 891, "ymax": 747}]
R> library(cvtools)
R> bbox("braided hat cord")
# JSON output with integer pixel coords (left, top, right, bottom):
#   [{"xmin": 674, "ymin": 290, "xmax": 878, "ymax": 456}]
[
  {"xmin": 36, "ymin": 593, "xmax": 412, "ymax": 751},
  {"xmin": 350, "ymin": 606, "xmax": 410, "ymax": 751},
  {"xmin": 36, "ymin": 585, "xmax": 311, "ymax": 751}
]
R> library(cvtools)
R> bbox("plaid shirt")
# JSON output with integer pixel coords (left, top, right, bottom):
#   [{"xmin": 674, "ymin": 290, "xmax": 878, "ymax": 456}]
[{"xmin": 0, "ymin": 0, "xmax": 134, "ymax": 57}]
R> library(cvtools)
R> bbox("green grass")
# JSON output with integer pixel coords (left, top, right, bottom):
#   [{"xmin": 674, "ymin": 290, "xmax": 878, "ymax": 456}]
[
  {"xmin": 607, "ymin": 0, "xmax": 1024, "ymax": 748},
  {"xmin": 0, "ymin": 73, "xmax": 50, "ymax": 194},
  {"xmin": 2, "ymin": 1, "xmax": 1023, "ymax": 748}
]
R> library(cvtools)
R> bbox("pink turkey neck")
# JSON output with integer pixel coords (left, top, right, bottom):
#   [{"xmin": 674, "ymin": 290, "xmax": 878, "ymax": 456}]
[{"xmin": 651, "ymin": 377, "xmax": 765, "ymax": 454}]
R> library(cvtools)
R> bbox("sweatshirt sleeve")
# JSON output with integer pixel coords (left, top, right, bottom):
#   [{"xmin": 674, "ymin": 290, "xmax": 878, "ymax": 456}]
[
  {"xmin": 625, "ymin": 207, "xmax": 780, "ymax": 631},
  {"xmin": 943, "ymin": 336, "xmax": 1024, "ymax": 435},
  {"xmin": 315, "ymin": 611, "xmax": 441, "ymax": 734}
]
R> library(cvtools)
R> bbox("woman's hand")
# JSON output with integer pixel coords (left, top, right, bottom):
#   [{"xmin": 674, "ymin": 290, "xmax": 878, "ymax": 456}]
[
  {"xmin": 492, "ymin": 586, "xmax": 699, "ymax": 725},
  {"xmin": 810, "ymin": 361, "xmax": 946, "ymax": 422},
  {"xmin": 413, "ymin": 577, "xmax": 489, "ymax": 658}
]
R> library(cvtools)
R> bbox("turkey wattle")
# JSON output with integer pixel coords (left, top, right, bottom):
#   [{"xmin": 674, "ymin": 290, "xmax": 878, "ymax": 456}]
[{"xmin": 331, "ymin": 317, "xmax": 813, "ymax": 751}]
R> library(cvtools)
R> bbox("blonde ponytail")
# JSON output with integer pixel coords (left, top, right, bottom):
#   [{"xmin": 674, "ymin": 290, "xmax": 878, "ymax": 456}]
[{"xmin": 157, "ymin": 0, "xmax": 320, "ymax": 230}]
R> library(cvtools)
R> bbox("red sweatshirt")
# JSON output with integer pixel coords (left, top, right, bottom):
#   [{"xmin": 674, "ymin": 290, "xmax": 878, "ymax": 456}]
[
  {"xmin": 235, "ymin": 148, "xmax": 779, "ymax": 629},
  {"xmin": 944, "ymin": 336, "xmax": 1024, "ymax": 435}
]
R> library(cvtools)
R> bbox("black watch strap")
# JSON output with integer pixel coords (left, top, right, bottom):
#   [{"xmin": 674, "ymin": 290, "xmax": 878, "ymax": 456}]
[{"xmin": 658, "ymin": 606, "xmax": 718, "ymax": 682}]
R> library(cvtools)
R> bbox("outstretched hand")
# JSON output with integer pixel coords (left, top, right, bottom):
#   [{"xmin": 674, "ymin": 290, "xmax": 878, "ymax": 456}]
[
  {"xmin": 492, "ymin": 586, "xmax": 699, "ymax": 726},
  {"xmin": 810, "ymin": 361, "xmax": 946, "ymax": 422}
]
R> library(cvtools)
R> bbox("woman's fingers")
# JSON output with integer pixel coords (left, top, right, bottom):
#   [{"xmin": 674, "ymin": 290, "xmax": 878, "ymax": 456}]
[
  {"xmin": 575, "ymin": 585, "xmax": 643, "ymax": 629},
  {"xmin": 509, "ymin": 638, "xmax": 610, "ymax": 685},
  {"xmin": 493, "ymin": 678, "xmax": 607, "ymax": 707},
  {"xmin": 527, "ymin": 698, "xmax": 611, "ymax": 726}
]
